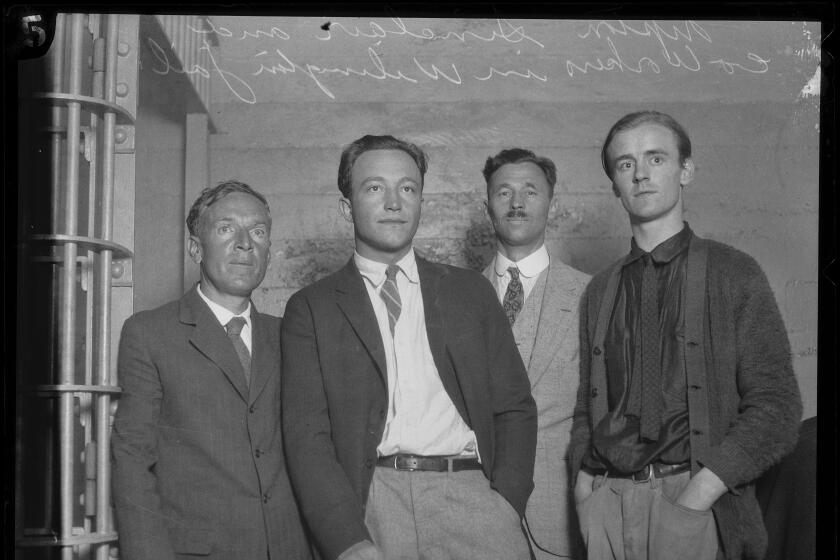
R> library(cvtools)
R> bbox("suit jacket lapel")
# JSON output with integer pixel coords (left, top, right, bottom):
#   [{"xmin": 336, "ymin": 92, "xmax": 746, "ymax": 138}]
[
  {"xmin": 181, "ymin": 288, "xmax": 249, "ymax": 402},
  {"xmin": 248, "ymin": 310, "xmax": 275, "ymax": 404},
  {"xmin": 417, "ymin": 257, "xmax": 447, "ymax": 369},
  {"xmin": 525, "ymin": 259, "xmax": 578, "ymax": 388},
  {"xmin": 334, "ymin": 259, "xmax": 388, "ymax": 383}
]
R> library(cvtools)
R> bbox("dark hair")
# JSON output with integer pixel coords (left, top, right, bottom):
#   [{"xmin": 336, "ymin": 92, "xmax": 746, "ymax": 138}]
[
  {"xmin": 601, "ymin": 111, "xmax": 692, "ymax": 180},
  {"xmin": 482, "ymin": 148, "xmax": 557, "ymax": 195},
  {"xmin": 337, "ymin": 135, "xmax": 428, "ymax": 198},
  {"xmin": 186, "ymin": 180, "xmax": 270, "ymax": 236}
]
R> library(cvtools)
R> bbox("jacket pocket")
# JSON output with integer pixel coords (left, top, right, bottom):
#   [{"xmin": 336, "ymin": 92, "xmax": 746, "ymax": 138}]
[{"xmin": 168, "ymin": 528, "xmax": 213, "ymax": 556}]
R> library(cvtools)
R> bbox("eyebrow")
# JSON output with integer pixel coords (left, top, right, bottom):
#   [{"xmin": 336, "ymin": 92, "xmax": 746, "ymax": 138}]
[
  {"xmin": 615, "ymin": 148, "xmax": 670, "ymax": 160},
  {"xmin": 360, "ymin": 176, "xmax": 419, "ymax": 184}
]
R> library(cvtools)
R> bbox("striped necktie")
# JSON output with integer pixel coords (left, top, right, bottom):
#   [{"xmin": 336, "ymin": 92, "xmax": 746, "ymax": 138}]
[
  {"xmin": 380, "ymin": 265, "xmax": 402, "ymax": 336},
  {"xmin": 226, "ymin": 316, "xmax": 251, "ymax": 386}
]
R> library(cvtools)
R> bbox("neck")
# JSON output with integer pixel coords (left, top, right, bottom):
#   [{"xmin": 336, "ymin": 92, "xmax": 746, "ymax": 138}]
[
  {"xmin": 199, "ymin": 281, "xmax": 250, "ymax": 315},
  {"xmin": 630, "ymin": 215, "xmax": 684, "ymax": 252},
  {"xmin": 355, "ymin": 244, "xmax": 412, "ymax": 265},
  {"xmin": 497, "ymin": 239, "xmax": 544, "ymax": 263}
]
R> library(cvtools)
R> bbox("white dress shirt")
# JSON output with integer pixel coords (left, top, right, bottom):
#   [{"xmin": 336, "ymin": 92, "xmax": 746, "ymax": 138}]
[
  {"xmin": 355, "ymin": 250, "xmax": 478, "ymax": 458},
  {"xmin": 490, "ymin": 244, "xmax": 550, "ymax": 304},
  {"xmin": 197, "ymin": 284, "xmax": 252, "ymax": 353}
]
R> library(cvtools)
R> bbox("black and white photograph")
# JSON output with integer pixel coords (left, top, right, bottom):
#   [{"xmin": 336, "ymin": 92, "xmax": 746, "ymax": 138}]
[{"xmin": 9, "ymin": 6, "xmax": 831, "ymax": 560}]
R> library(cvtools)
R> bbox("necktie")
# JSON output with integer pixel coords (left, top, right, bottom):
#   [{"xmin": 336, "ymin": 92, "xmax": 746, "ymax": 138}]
[
  {"xmin": 639, "ymin": 254, "xmax": 662, "ymax": 441},
  {"xmin": 226, "ymin": 316, "xmax": 251, "ymax": 386},
  {"xmin": 380, "ymin": 265, "xmax": 402, "ymax": 335},
  {"xmin": 502, "ymin": 267, "xmax": 524, "ymax": 325}
]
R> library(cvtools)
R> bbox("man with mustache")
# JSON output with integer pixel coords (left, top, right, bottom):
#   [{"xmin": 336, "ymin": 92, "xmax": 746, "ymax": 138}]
[
  {"xmin": 569, "ymin": 111, "xmax": 802, "ymax": 559},
  {"xmin": 112, "ymin": 181, "xmax": 311, "ymax": 560},
  {"xmin": 482, "ymin": 148, "xmax": 590, "ymax": 559},
  {"xmin": 281, "ymin": 135, "xmax": 537, "ymax": 560}
]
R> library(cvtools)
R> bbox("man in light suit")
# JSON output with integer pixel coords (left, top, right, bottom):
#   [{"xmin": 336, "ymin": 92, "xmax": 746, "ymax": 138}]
[
  {"xmin": 281, "ymin": 135, "xmax": 537, "ymax": 560},
  {"xmin": 111, "ymin": 181, "xmax": 311, "ymax": 560},
  {"xmin": 482, "ymin": 148, "xmax": 590, "ymax": 559}
]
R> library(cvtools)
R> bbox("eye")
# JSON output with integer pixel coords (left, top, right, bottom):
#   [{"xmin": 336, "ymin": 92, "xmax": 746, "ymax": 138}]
[
  {"xmin": 651, "ymin": 156, "xmax": 663, "ymax": 164},
  {"xmin": 401, "ymin": 184, "xmax": 417, "ymax": 193},
  {"xmin": 617, "ymin": 160, "xmax": 633, "ymax": 171},
  {"xmin": 526, "ymin": 190, "xmax": 538, "ymax": 197},
  {"xmin": 251, "ymin": 227, "xmax": 267, "ymax": 239},
  {"xmin": 367, "ymin": 184, "xmax": 382, "ymax": 192},
  {"xmin": 218, "ymin": 224, "xmax": 234, "ymax": 234},
  {"xmin": 496, "ymin": 190, "xmax": 511, "ymax": 198}
]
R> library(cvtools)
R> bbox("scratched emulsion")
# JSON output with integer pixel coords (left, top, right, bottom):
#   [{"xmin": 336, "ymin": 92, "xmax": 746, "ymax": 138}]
[{"xmin": 144, "ymin": 16, "xmax": 822, "ymax": 418}]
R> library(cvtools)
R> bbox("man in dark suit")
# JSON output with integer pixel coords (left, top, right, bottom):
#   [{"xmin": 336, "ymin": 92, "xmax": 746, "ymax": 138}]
[
  {"xmin": 281, "ymin": 135, "xmax": 537, "ymax": 560},
  {"xmin": 111, "ymin": 181, "xmax": 311, "ymax": 560}
]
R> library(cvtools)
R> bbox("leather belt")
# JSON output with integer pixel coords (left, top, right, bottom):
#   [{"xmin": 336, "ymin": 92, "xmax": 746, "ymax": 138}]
[
  {"xmin": 600, "ymin": 462, "xmax": 690, "ymax": 483},
  {"xmin": 376, "ymin": 454, "xmax": 482, "ymax": 473}
]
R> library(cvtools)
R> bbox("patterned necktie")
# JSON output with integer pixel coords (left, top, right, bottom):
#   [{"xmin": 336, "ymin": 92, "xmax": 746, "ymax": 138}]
[
  {"xmin": 226, "ymin": 316, "xmax": 251, "ymax": 386},
  {"xmin": 639, "ymin": 254, "xmax": 662, "ymax": 441},
  {"xmin": 380, "ymin": 265, "xmax": 402, "ymax": 335},
  {"xmin": 502, "ymin": 267, "xmax": 524, "ymax": 325}
]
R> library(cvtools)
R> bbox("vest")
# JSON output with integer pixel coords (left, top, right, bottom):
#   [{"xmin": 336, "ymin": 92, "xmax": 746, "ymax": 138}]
[{"xmin": 511, "ymin": 269, "xmax": 548, "ymax": 370}]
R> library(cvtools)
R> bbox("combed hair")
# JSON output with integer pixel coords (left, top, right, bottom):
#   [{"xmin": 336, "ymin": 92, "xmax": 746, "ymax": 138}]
[
  {"xmin": 482, "ymin": 148, "xmax": 557, "ymax": 195},
  {"xmin": 337, "ymin": 135, "xmax": 428, "ymax": 198},
  {"xmin": 186, "ymin": 180, "xmax": 270, "ymax": 236},
  {"xmin": 601, "ymin": 110, "xmax": 692, "ymax": 179}
]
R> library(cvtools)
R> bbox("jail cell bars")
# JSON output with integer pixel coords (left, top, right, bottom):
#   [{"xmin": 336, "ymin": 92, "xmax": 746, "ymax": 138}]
[{"xmin": 16, "ymin": 14, "xmax": 138, "ymax": 560}]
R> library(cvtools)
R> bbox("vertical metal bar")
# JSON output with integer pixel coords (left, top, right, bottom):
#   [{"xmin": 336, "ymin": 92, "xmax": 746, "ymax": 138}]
[
  {"xmin": 51, "ymin": 14, "xmax": 66, "ymax": 232},
  {"xmin": 41, "ymin": 13, "xmax": 68, "ymax": 535},
  {"xmin": 94, "ymin": 13, "xmax": 120, "ymax": 560},
  {"xmin": 59, "ymin": 12, "xmax": 86, "ymax": 560}
]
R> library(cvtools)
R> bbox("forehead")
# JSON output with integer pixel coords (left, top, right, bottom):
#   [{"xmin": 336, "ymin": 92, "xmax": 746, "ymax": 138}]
[
  {"xmin": 489, "ymin": 161, "xmax": 550, "ymax": 190},
  {"xmin": 608, "ymin": 123, "xmax": 679, "ymax": 158},
  {"xmin": 203, "ymin": 192, "xmax": 270, "ymax": 223},
  {"xmin": 351, "ymin": 149, "xmax": 421, "ymax": 184}
]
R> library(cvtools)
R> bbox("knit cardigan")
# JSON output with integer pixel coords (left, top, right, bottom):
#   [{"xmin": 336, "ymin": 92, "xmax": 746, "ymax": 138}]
[{"xmin": 569, "ymin": 235, "xmax": 802, "ymax": 560}]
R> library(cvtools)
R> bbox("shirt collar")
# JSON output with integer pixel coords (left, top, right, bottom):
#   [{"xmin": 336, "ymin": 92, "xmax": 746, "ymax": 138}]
[
  {"xmin": 355, "ymin": 249, "xmax": 420, "ymax": 287},
  {"xmin": 626, "ymin": 222, "xmax": 693, "ymax": 266},
  {"xmin": 197, "ymin": 283, "xmax": 252, "ymax": 328},
  {"xmin": 493, "ymin": 244, "xmax": 550, "ymax": 279}
]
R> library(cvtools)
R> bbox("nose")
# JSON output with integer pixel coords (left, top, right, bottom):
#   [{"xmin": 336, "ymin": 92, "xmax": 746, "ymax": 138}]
[
  {"xmin": 234, "ymin": 227, "xmax": 253, "ymax": 251},
  {"xmin": 510, "ymin": 191, "xmax": 524, "ymax": 209},
  {"xmin": 633, "ymin": 161, "xmax": 649, "ymax": 183},
  {"xmin": 384, "ymin": 187, "xmax": 402, "ymax": 211}
]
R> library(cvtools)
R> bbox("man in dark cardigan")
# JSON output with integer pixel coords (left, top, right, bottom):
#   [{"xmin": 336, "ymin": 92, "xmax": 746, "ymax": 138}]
[{"xmin": 569, "ymin": 111, "xmax": 802, "ymax": 560}]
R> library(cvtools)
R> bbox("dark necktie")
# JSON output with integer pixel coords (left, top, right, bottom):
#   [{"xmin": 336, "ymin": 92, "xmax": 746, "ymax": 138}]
[
  {"xmin": 640, "ymin": 254, "xmax": 662, "ymax": 441},
  {"xmin": 502, "ymin": 267, "xmax": 524, "ymax": 325},
  {"xmin": 380, "ymin": 265, "xmax": 402, "ymax": 336},
  {"xmin": 226, "ymin": 316, "xmax": 251, "ymax": 386}
]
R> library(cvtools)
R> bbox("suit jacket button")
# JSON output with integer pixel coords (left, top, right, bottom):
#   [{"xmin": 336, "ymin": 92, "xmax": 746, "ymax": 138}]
[
  {"xmin": 691, "ymin": 429, "xmax": 703, "ymax": 435},
  {"xmin": 365, "ymin": 459, "xmax": 374, "ymax": 468},
  {"xmin": 249, "ymin": 405, "xmax": 256, "ymax": 413},
  {"xmin": 593, "ymin": 347, "xmax": 602, "ymax": 356},
  {"xmin": 255, "ymin": 449, "xmax": 262, "ymax": 458},
  {"xmin": 379, "ymin": 409, "xmax": 385, "ymax": 418},
  {"xmin": 590, "ymin": 388, "xmax": 598, "ymax": 398},
  {"xmin": 262, "ymin": 494, "xmax": 269, "ymax": 503}
]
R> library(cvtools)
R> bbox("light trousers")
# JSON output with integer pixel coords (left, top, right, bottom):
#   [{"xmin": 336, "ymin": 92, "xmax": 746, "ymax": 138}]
[
  {"xmin": 576, "ymin": 470, "xmax": 719, "ymax": 560},
  {"xmin": 364, "ymin": 467, "xmax": 530, "ymax": 560}
]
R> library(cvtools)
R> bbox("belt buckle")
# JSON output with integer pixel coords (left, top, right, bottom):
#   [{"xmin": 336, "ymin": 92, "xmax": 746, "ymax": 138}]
[
  {"xmin": 631, "ymin": 464, "xmax": 653, "ymax": 483},
  {"xmin": 394, "ymin": 455, "xmax": 417, "ymax": 471}
]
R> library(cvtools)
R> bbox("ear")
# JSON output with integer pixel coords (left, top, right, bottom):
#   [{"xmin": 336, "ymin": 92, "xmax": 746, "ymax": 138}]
[
  {"xmin": 339, "ymin": 197, "xmax": 353, "ymax": 223},
  {"xmin": 680, "ymin": 158, "xmax": 695, "ymax": 187},
  {"xmin": 188, "ymin": 235, "xmax": 202, "ymax": 264}
]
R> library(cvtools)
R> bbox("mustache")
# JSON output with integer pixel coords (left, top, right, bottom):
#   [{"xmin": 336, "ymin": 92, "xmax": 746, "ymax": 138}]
[{"xmin": 505, "ymin": 210, "xmax": 528, "ymax": 218}]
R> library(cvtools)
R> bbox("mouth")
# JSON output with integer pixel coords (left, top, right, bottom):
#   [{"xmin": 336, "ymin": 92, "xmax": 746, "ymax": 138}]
[
  {"xmin": 378, "ymin": 219, "xmax": 407, "ymax": 225},
  {"xmin": 634, "ymin": 190, "xmax": 657, "ymax": 197}
]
